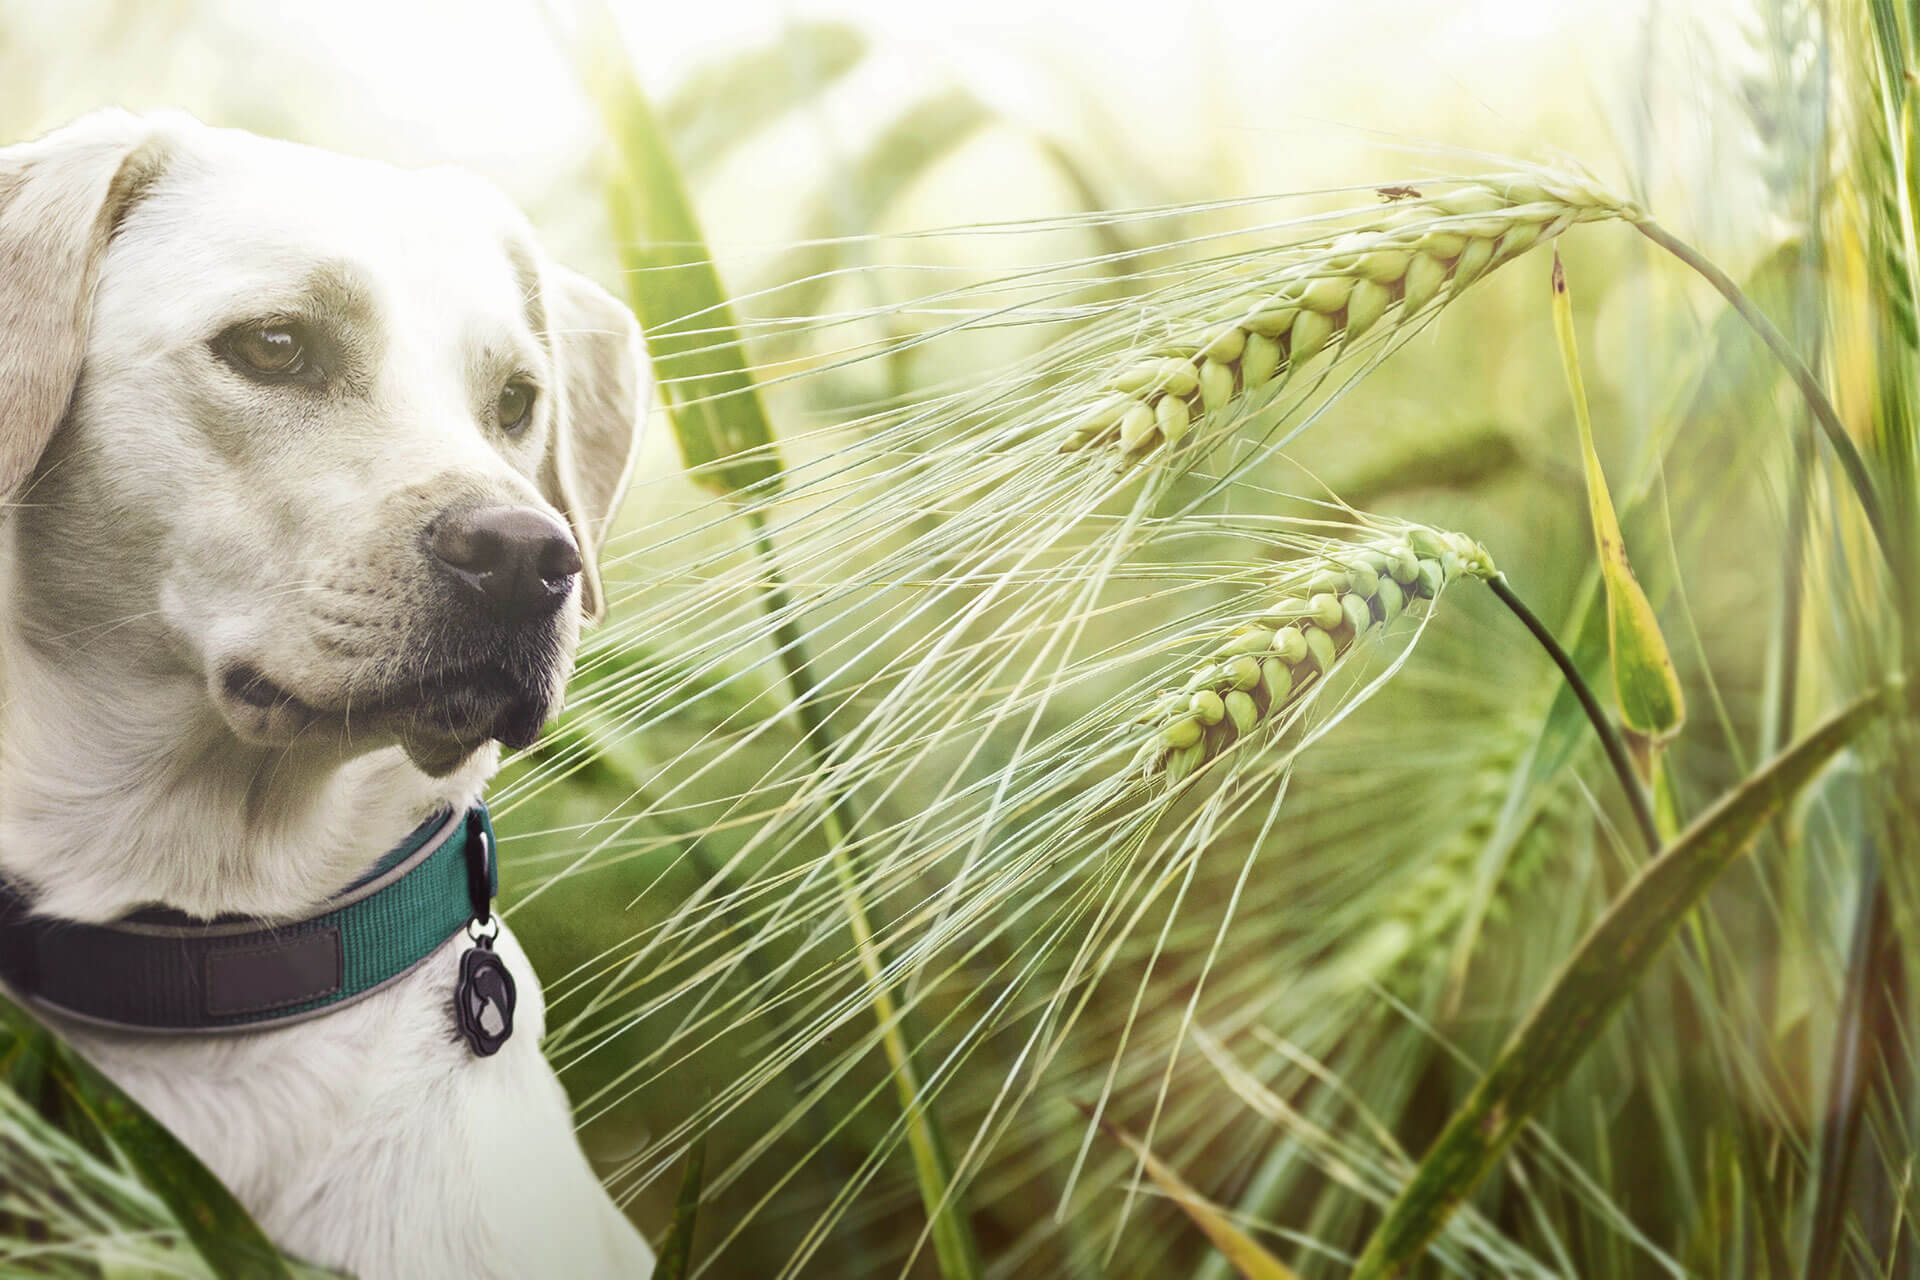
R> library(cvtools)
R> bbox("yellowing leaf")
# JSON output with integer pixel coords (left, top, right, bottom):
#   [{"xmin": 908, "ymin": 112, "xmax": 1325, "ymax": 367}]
[
  {"xmin": 1092, "ymin": 1111, "xmax": 1301, "ymax": 1280},
  {"xmin": 1550, "ymin": 251, "xmax": 1686, "ymax": 763}
]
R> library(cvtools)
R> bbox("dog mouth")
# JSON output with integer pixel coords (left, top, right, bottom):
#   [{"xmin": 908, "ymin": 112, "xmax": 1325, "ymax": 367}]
[{"xmin": 220, "ymin": 661, "xmax": 555, "ymax": 756}]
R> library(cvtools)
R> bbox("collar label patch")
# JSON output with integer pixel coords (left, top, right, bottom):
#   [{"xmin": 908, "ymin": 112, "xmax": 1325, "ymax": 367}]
[
  {"xmin": 0, "ymin": 804, "xmax": 501, "ymax": 1037},
  {"xmin": 204, "ymin": 928, "xmax": 344, "ymax": 1017}
]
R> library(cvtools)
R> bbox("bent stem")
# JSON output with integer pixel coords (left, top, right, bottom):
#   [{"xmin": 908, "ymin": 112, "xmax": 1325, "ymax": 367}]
[
  {"xmin": 1634, "ymin": 217, "xmax": 1895, "ymax": 572},
  {"xmin": 1486, "ymin": 573, "xmax": 1661, "ymax": 856}
]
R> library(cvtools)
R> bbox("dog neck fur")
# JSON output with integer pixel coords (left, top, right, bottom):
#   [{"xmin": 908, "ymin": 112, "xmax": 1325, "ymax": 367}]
[{"xmin": 0, "ymin": 548, "xmax": 494, "ymax": 923}]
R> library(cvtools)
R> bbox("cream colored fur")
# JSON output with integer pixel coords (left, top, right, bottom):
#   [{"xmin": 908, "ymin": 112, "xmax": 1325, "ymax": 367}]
[{"xmin": 0, "ymin": 112, "xmax": 655, "ymax": 1278}]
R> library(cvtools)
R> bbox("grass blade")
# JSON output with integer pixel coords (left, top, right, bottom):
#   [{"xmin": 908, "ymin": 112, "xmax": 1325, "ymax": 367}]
[
  {"xmin": 1549, "ymin": 250, "xmax": 1686, "ymax": 772},
  {"xmin": 566, "ymin": 13, "xmax": 981, "ymax": 1276},
  {"xmin": 1088, "ymin": 1109, "xmax": 1302, "ymax": 1280},
  {"xmin": 577, "ymin": 9, "xmax": 781, "ymax": 497},
  {"xmin": 1349, "ymin": 686, "xmax": 1888, "ymax": 1279},
  {"xmin": 661, "ymin": 21, "xmax": 866, "ymax": 182},
  {"xmin": 1, "ymin": 992, "xmax": 295, "ymax": 1279},
  {"xmin": 653, "ymin": 1133, "xmax": 706, "ymax": 1280}
]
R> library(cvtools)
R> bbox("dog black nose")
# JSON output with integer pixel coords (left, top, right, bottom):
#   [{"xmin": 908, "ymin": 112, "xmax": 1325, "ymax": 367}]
[{"xmin": 429, "ymin": 505, "xmax": 581, "ymax": 620}]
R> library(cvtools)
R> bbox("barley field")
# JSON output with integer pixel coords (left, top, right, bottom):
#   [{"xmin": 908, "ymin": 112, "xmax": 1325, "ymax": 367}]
[{"xmin": 3, "ymin": 1, "xmax": 1916, "ymax": 1276}]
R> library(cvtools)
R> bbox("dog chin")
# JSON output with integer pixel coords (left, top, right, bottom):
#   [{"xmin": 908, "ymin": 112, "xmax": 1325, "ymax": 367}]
[
  {"xmin": 393, "ymin": 695, "xmax": 552, "ymax": 775},
  {"xmin": 213, "ymin": 661, "xmax": 560, "ymax": 770},
  {"xmin": 396, "ymin": 727, "xmax": 495, "ymax": 778}
]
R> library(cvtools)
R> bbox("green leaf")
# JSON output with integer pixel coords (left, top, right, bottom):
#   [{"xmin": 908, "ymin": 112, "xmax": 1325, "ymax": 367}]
[
  {"xmin": 1089, "ymin": 1109, "xmax": 1301, "ymax": 1280},
  {"xmin": 765, "ymin": 87, "xmax": 995, "ymax": 320},
  {"xmin": 1349, "ymin": 687, "xmax": 1887, "ymax": 1279},
  {"xmin": 660, "ymin": 22, "xmax": 866, "ymax": 181},
  {"xmin": 653, "ymin": 1134, "xmax": 706, "ymax": 1280},
  {"xmin": 1, "ymin": 992, "xmax": 296, "ymax": 1279},
  {"xmin": 1549, "ymin": 251, "xmax": 1686, "ymax": 760},
  {"xmin": 1527, "ymin": 243, "xmax": 1805, "ymax": 795},
  {"xmin": 565, "ymin": 16, "xmax": 980, "ymax": 1280},
  {"xmin": 572, "ymin": 4, "xmax": 784, "ymax": 497}
]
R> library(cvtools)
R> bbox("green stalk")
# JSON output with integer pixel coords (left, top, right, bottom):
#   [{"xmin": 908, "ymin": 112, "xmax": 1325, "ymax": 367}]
[
  {"xmin": 1349, "ymin": 687, "xmax": 1888, "ymax": 1279},
  {"xmin": 746, "ymin": 509, "xmax": 981, "ymax": 1280},
  {"xmin": 1809, "ymin": 16, "xmax": 1920, "ymax": 1264},
  {"xmin": 1804, "ymin": 842, "xmax": 1895, "ymax": 1279},
  {"xmin": 1635, "ymin": 217, "xmax": 1895, "ymax": 571},
  {"xmin": 655, "ymin": 1132, "xmax": 706, "ymax": 1280},
  {"xmin": 1486, "ymin": 573, "xmax": 1661, "ymax": 856},
  {"xmin": 1638, "ymin": 205, "xmax": 1913, "ymax": 1271},
  {"xmin": 574, "ymin": 19, "xmax": 979, "ymax": 1274}
]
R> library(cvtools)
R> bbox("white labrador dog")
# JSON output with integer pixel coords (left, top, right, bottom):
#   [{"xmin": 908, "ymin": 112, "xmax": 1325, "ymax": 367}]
[{"xmin": 0, "ymin": 111, "xmax": 656, "ymax": 1277}]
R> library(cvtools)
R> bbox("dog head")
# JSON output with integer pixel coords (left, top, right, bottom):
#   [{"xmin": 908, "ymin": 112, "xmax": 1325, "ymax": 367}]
[{"xmin": 0, "ymin": 111, "xmax": 646, "ymax": 777}]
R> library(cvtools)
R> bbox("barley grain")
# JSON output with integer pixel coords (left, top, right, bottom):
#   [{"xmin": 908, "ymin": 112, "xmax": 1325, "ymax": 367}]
[
  {"xmin": 1061, "ymin": 171, "xmax": 1638, "ymax": 460},
  {"xmin": 1140, "ymin": 529, "xmax": 1495, "ymax": 777}
]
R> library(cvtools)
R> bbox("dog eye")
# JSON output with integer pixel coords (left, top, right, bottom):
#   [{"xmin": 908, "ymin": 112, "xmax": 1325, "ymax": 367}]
[
  {"xmin": 220, "ymin": 322, "xmax": 315, "ymax": 382},
  {"xmin": 497, "ymin": 380, "xmax": 536, "ymax": 434}
]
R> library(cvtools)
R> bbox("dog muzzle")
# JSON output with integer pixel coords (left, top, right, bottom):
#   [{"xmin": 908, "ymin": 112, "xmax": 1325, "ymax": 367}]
[{"xmin": 0, "ymin": 805, "xmax": 516, "ymax": 1056}]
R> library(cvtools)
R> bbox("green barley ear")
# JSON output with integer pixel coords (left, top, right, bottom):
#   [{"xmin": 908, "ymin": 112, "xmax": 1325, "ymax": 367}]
[
  {"xmin": 1060, "ymin": 172, "xmax": 1639, "ymax": 461},
  {"xmin": 1141, "ymin": 528, "xmax": 1494, "ymax": 779}
]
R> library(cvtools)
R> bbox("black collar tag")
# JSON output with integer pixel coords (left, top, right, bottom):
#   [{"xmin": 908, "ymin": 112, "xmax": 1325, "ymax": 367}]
[
  {"xmin": 455, "ymin": 934, "xmax": 516, "ymax": 1056},
  {"xmin": 452, "ymin": 806, "xmax": 515, "ymax": 1057}
]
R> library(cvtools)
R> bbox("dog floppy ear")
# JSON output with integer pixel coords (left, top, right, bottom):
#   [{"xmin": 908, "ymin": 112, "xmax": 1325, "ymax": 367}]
[
  {"xmin": 540, "ymin": 266, "xmax": 650, "ymax": 623},
  {"xmin": 0, "ymin": 111, "xmax": 167, "ymax": 508}
]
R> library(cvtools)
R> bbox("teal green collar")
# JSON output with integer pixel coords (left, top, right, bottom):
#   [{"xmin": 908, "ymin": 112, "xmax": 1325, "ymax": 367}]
[{"xmin": 0, "ymin": 805, "xmax": 499, "ymax": 1035}]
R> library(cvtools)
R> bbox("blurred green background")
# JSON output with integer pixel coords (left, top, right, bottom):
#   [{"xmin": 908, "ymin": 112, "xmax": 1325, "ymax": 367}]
[{"xmin": 4, "ymin": 2, "xmax": 1864, "ymax": 1277}]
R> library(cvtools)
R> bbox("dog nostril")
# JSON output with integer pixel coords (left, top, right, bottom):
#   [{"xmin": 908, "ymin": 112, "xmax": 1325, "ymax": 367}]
[
  {"xmin": 429, "ymin": 505, "xmax": 580, "ymax": 619},
  {"xmin": 430, "ymin": 522, "xmax": 508, "ymax": 575},
  {"xmin": 538, "ymin": 537, "xmax": 583, "ymax": 582}
]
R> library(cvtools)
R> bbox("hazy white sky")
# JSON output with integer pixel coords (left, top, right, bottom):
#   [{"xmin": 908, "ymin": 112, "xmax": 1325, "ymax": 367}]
[
  {"xmin": 175, "ymin": 0, "xmax": 1687, "ymax": 184},
  {"xmin": 13, "ymin": 0, "xmax": 1754, "ymax": 265}
]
